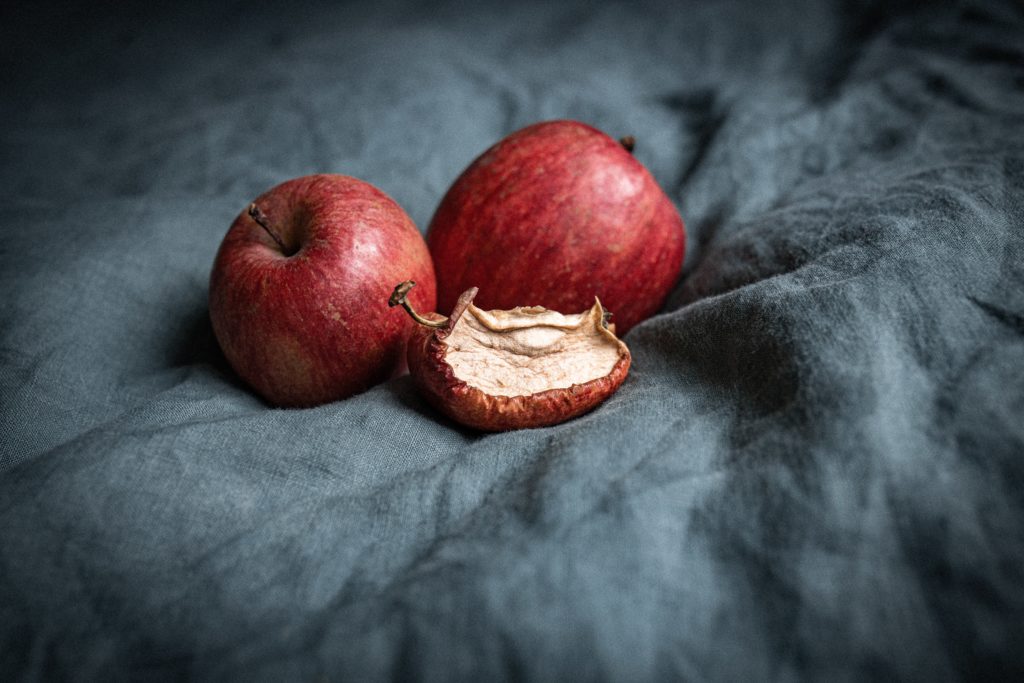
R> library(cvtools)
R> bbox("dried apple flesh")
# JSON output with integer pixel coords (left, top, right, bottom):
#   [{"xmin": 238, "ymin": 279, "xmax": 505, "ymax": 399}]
[{"xmin": 445, "ymin": 302, "xmax": 623, "ymax": 397}]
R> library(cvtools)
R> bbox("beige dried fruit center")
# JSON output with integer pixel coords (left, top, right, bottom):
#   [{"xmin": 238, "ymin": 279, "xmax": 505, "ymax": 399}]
[{"xmin": 445, "ymin": 300, "xmax": 623, "ymax": 397}]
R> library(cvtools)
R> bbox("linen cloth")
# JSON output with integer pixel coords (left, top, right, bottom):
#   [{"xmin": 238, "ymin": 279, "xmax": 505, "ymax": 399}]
[{"xmin": 2, "ymin": 0, "xmax": 1023, "ymax": 679}]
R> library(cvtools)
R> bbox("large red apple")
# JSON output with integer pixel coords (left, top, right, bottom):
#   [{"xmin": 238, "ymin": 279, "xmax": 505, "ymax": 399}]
[
  {"xmin": 209, "ymin": 174, "xmax": 436, "ymax": 407},
  {"xmin": 426, "ymin": 120, "xmax": 685, "ymax": 335}
]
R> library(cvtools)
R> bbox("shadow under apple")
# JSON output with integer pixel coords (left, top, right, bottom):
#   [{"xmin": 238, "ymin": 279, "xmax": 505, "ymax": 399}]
[
  {"xmin": 167, "ymin": 303, "xmax": 250, "ymax": 397},
  {"xmin": 387, "ymin": 374, "xmax": 483, "ymax": 440}
]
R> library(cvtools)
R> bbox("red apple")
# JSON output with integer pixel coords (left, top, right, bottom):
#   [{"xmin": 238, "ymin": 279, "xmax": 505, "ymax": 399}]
[
  {"xmin": 426, "ymin": 120, "xmax": 685, "ymax": 335},
  {"xmin": 209, "ymin": 174, "xmax": 436, "ymax": 407}
]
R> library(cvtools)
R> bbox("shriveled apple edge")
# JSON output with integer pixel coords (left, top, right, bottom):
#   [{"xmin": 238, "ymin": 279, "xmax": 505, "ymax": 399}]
[{"xmin": 407, "ymin": 287, "xmax": 631, "ymax": 432}]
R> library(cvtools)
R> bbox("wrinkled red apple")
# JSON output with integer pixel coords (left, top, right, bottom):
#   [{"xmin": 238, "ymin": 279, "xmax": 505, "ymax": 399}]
[
  {"xmin": 427, "ymin": 120, "xmax": 685, "ymax": 335},
  {"xmin": 390, "ymin": 281, "xmax": 630, "ymax": 431},
  {"xmin": 209, "ymin": 174, "xmax": 436, "ymax": 407}
]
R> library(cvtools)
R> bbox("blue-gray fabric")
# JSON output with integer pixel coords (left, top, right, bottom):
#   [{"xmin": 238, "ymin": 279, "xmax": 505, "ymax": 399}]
[{"xmin": 2, "ymin": 0, "xmax": 1023, "ymax": 679}]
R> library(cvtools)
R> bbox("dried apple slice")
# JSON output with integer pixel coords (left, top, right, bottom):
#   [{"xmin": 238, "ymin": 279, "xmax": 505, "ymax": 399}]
[{"xmin": 389, "ymin": 281, "xmax": 631, "ymax": 431}]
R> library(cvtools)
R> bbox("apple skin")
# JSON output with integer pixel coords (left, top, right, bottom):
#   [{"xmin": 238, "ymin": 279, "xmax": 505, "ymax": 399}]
[
  {"xmin": 406, "ymin": 288, "xmax": 631, "ymax": 432},
  {"xmin": 209, "ymin": 174, "xmax": 436, "ymax": 407},
  {"xmin": 426, "ymin": 120, "xmax": 685, "ymax": 335}
]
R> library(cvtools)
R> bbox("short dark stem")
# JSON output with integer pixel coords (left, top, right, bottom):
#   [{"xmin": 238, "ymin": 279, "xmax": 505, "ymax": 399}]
[
  {"xmin": 389, "ymin": 281, "xmax": 447, "ymax": 328},
  {"xmin": 248, "ymin": 203, "xmax": 291, "ymax": 254},
  {"xmin": 619, "ymin": 135, "xmax": 635, "ymax": 153}
]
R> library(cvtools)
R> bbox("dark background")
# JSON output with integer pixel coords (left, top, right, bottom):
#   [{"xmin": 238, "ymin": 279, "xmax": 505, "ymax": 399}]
[{"xmin": 2, "ymin": 0, "xmax": 1023, "ymax": 680}]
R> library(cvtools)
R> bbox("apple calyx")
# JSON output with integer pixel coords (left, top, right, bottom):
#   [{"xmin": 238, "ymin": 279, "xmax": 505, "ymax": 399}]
[
  {"xmin": 248, "ymin": 203, "xmax": 295, "ymax": 256},
  {"xmin": 394, "ymin": 283, "xmax": 632, "ymax": 431},
  {"xmin": 618, "ymin": 135, "xmax": 636, "ymax": 153}
]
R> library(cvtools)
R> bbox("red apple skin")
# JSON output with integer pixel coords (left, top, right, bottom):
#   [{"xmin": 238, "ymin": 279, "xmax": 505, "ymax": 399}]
[
  {"xmin": 427, "ymin": 120, "xmax": 685, "ymax": 335},
  {"xmin": 209, "ymin": 174, "xmax": 436, "ymax": 407},
  {"xmin": 406, "ymin": 289, "xmax": 631, "ymax": 432}
]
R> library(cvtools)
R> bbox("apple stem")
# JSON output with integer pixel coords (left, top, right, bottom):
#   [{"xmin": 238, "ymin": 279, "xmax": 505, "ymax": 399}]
[
  {"xmin": 389, "ymin": 281, "xmax": 447, "ymax": 328},
  {"xmin": 619, "ymin": 135, "xmax": 636, "ymax": 153},
  {"xmin": 248, "ymin": 203, "xmax": 292, "ymax": 255}
]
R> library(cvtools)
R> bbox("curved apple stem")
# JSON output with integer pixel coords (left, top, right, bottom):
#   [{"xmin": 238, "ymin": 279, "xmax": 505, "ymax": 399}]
[
  {"xmin": 248, "ymin": 203, "xmax": 291, "ymax": 255},
  {"xmin": 389, "ymin": 281, "xmax": 447, "ymax": 328},
  {"xmin": 619, "ymin": 135, "xmax": 635, "ymax": 153}
]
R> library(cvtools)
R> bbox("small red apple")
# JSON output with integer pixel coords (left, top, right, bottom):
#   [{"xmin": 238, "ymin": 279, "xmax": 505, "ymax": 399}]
[
  {"xmin": 209, "ymin": 174, "xmax": 436, "ymax": 407},
  {"xmin": 390, "ymin": 281, "xmax": 631, "ymax": 431},
  {"xmin": 427, "ymin": 120, "xmax": 685, "ymax": 335}
]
